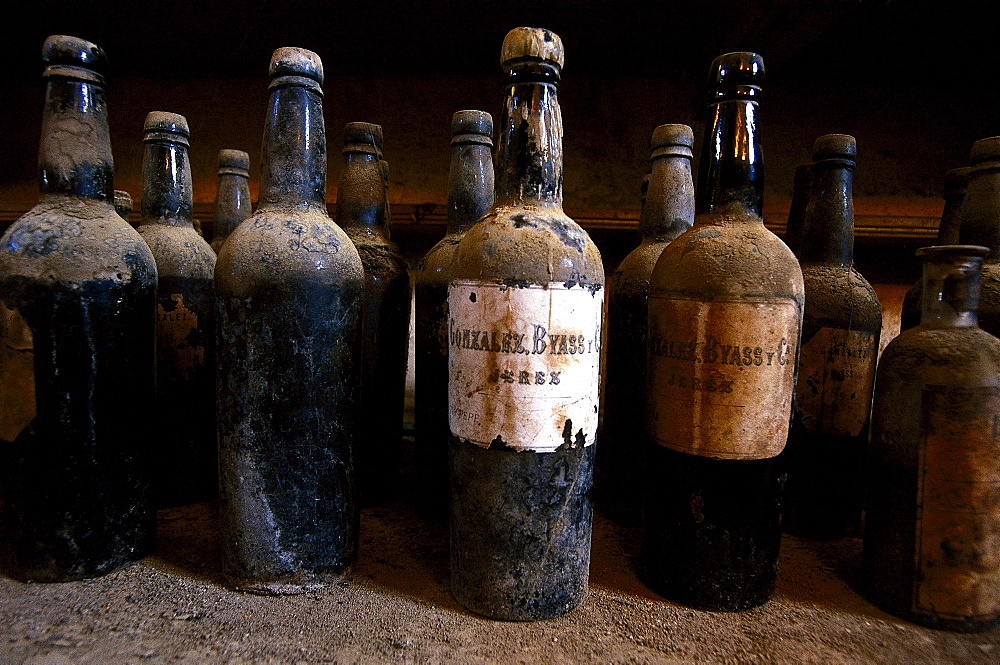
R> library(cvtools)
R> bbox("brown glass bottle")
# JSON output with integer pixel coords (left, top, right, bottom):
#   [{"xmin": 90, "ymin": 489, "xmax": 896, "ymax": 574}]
[
  {"xmin": 211, "ymin": 149, "xmax": 252, "ymax": 254},
  {"xmin": 448, "ymin": 27, "xmax": 604, "ymax": 621},
  {"xmin": 900, "ymin": 166, "xmax": 971, "ymax": 331},
  {"xmin": 215, "ymin": 47, "xmax": 363, "ymax": 594},
  {"xmin": 781, "ymin": 134, "xmax": 881, "ymax": 539},
  {"xmin": 336, "ymin": 121, "xmax": 412, "ymax": 506},
  {"xmin": 413, "ymin": 110, "xmax": 494, "ymax": 518},
  {"xmin": 782, "ymin": 164, "xmax": 813, "ymax": 255},
  {"xmin": 137, "ymin": 112, "xmax": 217, "ymax": 506},
  {"xmin": 0, "ymin": 35, "xmax": 157, "ymax": 581},
  {"xmin": 597, "ymin": 124, "xmax": 694, "ymax": 525},
  {"xmin": 642, "ymin": 52, "xmax": 804, "ymax": 611},
  {"xmin": 864, "ymin": 245, "xmax": 1000, "ymax": 632},
  {"xmin": 114, "ymin": 189, "xmax": 134, "ymax": 225}
]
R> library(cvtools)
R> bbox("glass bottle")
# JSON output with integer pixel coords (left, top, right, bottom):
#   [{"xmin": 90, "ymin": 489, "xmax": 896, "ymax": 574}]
[
  {"xmin": 211, "ymin": 149, "xmax": 252, "ymax": 254},
  {"xmin": 781, "ymin": 134, "xmax": 881, "ymax": 539},
  {"xmin": 900, "ymin": 166, "xmax": 971, "ymax": 331},
  {"xmin": 215, "ymin": 47, "xmax": 364, "ymax": 594},
  {"xmin": 863, "ymin": 244, "xmax": 1000, "ymax": 632},
  {"xmin": 114, "ymin": 189, "xmax": 134, "ymax": 225},
  {"xmin": 0, "ymin": 35, "xmax": 157, "ymax": 581},
  {"xmin": 448, "ymin": 27, "xmax": 604, "ymax": 621},
  {"xmin": 336, "ymin": 121, "xmax": 412, "ymax": 506},
  {"xmin": 956, "ymin": 138, "xmax": 1000, "ymax": 338},
  {"xmin": 597, "ymin": 123, "xmax": 694, "ymax": 525},
  {"xmin": 413, "ymin": 110, "xmax": 494, "ymax": 518},
  {"xmin": 137, "ymin": 111, "xmax": 217, "ymax": 506},
  {"xmin": 642, "ymin": 52, "xmax": 804, "ymax": 611},
  {"xmin": 782, "ymin": 164, "xmax": 813, "ymax": 255}
]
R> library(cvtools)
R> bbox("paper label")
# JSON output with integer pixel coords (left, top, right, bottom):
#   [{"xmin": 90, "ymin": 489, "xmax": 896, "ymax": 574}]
[
  {"xmin": 647, "ymin": 295, "xmax": 800, "ymax": 460},
  {"xmin": 915, "ymin": 386, "xmax": 1000, "ymax": 620},
  {"xmin": 795, "ymin": 327, "xmax": 877, "ymax": 437},
  {"xmin": 0, "ymin": 302, "xmax": 35, "ymax": 442},
  {"xmin": 158, "ymin": 294, "xmax": 203, "ymax": 379},
  {"xmin": 448, "ymin": 280, "xmax": 603, "ymax": 453}
]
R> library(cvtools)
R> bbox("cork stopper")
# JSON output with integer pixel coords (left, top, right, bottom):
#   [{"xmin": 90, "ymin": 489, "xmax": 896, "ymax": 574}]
[
  {"xmin": 143, "ymin": 111, "xmax": 190, "ymax": 147},
  {"xmin": 343, "ymin": 121, "xmax": 380, "ymax": 155},
  {"xmin": 944, "ymin": 166, "xmax": 971, "ymax": 196},
  {"xmin": 452, "ymin": 110, "xmax": 493, "ymax": 147},
  {"xmin": 501, "ymin": 27, "xmax": 564, "ymax": 69},
  {"xmin": 218, "ymin": 149, "xmax": 250, "ymax": 176},
  {"xmin": 651, "ymin": 124, "xmax": 694, "ymax": 160},
  {"xmin": 269, "ymin": 47, "xmax": 324, "ymax": 95},
  {"xmin": 812, "ymin": 134, "xmax": 856, "ymax": 162},
  {"xmin": 707, "ymin": 52, "xmax": 764, "ymax": 100},
  {"xmin": 41, "ymin": 35, "xmax": 107, "ymax": 85},
  {"xmin": 969, "ymin": 137, "xmax": 1000, "ymax": 172}
]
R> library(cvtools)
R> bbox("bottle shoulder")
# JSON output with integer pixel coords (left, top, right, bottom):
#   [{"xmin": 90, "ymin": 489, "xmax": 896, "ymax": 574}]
[
  {"xmin": 414, "ymin": 232, "xmax": 464, "ymax": 285},
  {"xmin": 879, "ymin": 326, "xmax": 1000, "ymax": 386},
  {"xmin": 609, "ymin": 240, "xmax": 669, "ymax": 296},
  {"xmin": 800, "ymin": 262, "xmax": 882, "ymax": 331},
  {"xmin": 214, "ymin": 205, "xmax": 363, "ymax": 295},
  {"xmin": 137, "ymin": 224, "xmax": 216, "ymax": 279},
  {"xmin": 0, "ymin": 196, "xmax": 157, "ymax": 287},
  {"xmin": 650, "ymin": 208, "xmax": 804, "ymax": 302},
  {"xmin": 451, "ymin": 205, "xmax": 604, "ymax": 286},
  {"xmin": 346, "ymin": 228, "xmax": 409, "ymax": 278}
]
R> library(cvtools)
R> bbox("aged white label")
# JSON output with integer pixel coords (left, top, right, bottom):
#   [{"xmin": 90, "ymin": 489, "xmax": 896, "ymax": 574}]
[
  {"xmin": 647, "ymin": 295, "xmax": 801, "ymax": 460},
  {"xmin": 795, "ymin": 327, "xmax": 877, "ymax": 437},
  {"xmin": 448, "ymin": 280, "xmax": 603, "ymax": 452}
]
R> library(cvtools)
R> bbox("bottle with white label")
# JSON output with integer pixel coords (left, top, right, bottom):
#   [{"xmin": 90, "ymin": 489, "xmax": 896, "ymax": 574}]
[
  {"xmin": 137, "ymin": 112, "xmax": 218, "ymax": 507},
  {"xmin": 414, "ymin": 110, "xmax": 494, "ymax": 519},
  {"xmin": 597, "ymin": 123, "xmax": 694, "ymax": 525},
  {"xmin": 0, "ymin": 36, "xmax": 157, "ymax": 581},
  {"xmin": 337, "ymin": 121, "xmax": 412, "ymax": 506},
  {"xmin": 864, "ymin": 245, "xmax": 1000, "ymax": 632},
  {"xmin": 900, "ymin": 166, "xmax": 970, "ymax": 332},
  {"xmin": 447, "ymin": 27, "xmax": 605, "ymax": 621},
  {"xmin": 642, "ymin": 51, "xmax": 804, "ymax": 611},
  {"xmin": 782, "ymin": 164, "xmax": 813, "ymax": 255},
  {"xmin": 211, "ymin": 149, "xmax": 252, "ymax": 254},
  {"xmin": 215, "ymin": 47, "xmax": 364, "ymax": 594},
  {"xmin": 780, "ymin": 134, "xmax": 881, "ymax": 540}
]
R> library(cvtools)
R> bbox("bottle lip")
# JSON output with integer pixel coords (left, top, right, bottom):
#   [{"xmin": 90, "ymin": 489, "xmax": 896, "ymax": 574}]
[
  {"xmin": 42, "ymin": 35, "xmax": 107, "ymax": 85},
  {"xmin": 452, "ymin": 110, "xmax": 493, "ymax": 143},
  {"xmin": 916, "ymin": 244, "xmax": 990, "ymax": 260},
  {"xmin": 706, "ymin": 51, "xmax": 764, "ymax": 101},
  {"xmin": 268, "ymin": 47, "xmax": 324, "ymax": 95},
  {"xmin": 143, "ymin": 111, "xmax": 190, "ymax": 146},
  {"xmin": 343, "ymin": 122, "xmax": 381, "ymax": 155},
  {"xmin": 218, "ymin": 149, "xmax": 250, "ymax": 172},
  {"xmin": 501, "ymin": 27, "xmax": 564, "ymax": 68}
]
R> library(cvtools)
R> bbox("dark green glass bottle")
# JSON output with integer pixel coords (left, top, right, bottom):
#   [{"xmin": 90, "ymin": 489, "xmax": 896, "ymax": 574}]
[{"xmin": 211, "ymin": 149, "xmax": 252, "ymax": 255}]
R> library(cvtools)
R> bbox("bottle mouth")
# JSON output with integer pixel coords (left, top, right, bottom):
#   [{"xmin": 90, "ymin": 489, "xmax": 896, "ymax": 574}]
[{"xmin": 502, "ymin": 59, "xmax": 561, "ymax": 84}]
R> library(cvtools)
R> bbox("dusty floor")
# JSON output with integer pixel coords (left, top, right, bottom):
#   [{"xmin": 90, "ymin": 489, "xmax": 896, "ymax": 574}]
[{"xmin": 0, "ymin": 495, "xmax": 997, "ymax": 665}]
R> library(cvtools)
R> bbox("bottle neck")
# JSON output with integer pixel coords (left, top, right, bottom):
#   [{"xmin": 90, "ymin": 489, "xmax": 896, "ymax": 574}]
[
  {"xmin": 936, "ymin": 191, "xmax": 965, "ymax": 245},
  {"xmin": 259, "ymin": 83, "xmax": 327, "ymax": 209},
  {"xmin": 447, "ymin": 142, "xmax": 495, "ymax": 234},
  {"xmin": 141, "ymin": 140, "xmax": 193, "ymax": 226},
  {"xmin": 639, "ymin": 153, "xmax": 694, "ymax": 242},
  {"xmin": 920, "ymin": 257, "xmax": 982, "ymax": 328},
  {"xmin": 38, "ymin": 78, "xmax": 114, "ymax": 202},
  {"xmin": 696, "ymin": 98, "xmax": 762, "ymax": 217},
  {"xmin": 958, "ymin": 167, "xmax": 1000, "ymax": 259},
  {"xmin": 215, "ymin": 173, "xmax": 252, "ymax": 229},
  {"xmin": 495, "ymin": 80, "xmax": 562, "ymax": 209},
  {"xmin": 336, "ymin": 151, "xmax": 385, "ymax": 230},
  {"xmin": 797, "ymin": 160, "xmax": 854, "ymax": 265}
]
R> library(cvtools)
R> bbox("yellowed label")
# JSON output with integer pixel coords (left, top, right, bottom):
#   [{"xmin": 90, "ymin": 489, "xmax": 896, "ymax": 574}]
[
  {"xmin": 915, "ymin": 386, "xmax": 1000, "ymax": 620},
  {"xmin": 448, "ymin": 280, "xmax": 603, "ymax": 453},
  {"xmin": 795, "ymin": 327, "xmax": 877, "ymax": 437},
  {"xmin": 0, "ymin": 302, "xmax": 35, "ymax": 442},
  {"xmin": 647, "ymin": 295, "xmax": 800, "ymax": 460},
  {"xmin": 158, "ymin": 294, "xmax": 202, "ymax": 378}
]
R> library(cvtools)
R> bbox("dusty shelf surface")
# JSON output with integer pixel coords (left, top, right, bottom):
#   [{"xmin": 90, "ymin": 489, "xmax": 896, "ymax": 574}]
[{"xmin": 0, "ymin": 501, "xmax": 997, "ymax": 664}]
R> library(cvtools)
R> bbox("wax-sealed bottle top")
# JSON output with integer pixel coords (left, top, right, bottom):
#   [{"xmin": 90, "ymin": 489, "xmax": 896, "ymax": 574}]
[
  {"xmin": 501, "ymin": 27, "xmax": 564, "ymax": 68},
  {"xmin": 707, "ymin": 51, "xmax": 764, "ymax": 101},
  {"xmin": 343, "ymin": 122, "xmax": 381, "ymax": 155},
  {"xmin": 452, "ymin": 110, "xmax": 493, "ymax": 146},
  {"xmin": 144, "ymin": 111, "xmax": 190, "ymax": 146},
  {"xmin": 269, "ymin": 47, "xmax": 323, "ymax": 85},
  {"xmin": 651, "ymin": 123, "xmax": 694, "ymax": 159},
  {"xmin": 812, "ymin": 133, "xmax": 856, "ymax": 164},
  {"xmin": 42, "ymin": 35, "xmax": 106, "ymax": 83},
  {"xmin": 218, "ymin": 149, "xmax": 249, "ymax": 176}
]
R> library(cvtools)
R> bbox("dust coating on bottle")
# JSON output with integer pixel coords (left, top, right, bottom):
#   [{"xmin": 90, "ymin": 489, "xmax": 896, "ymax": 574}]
[
  {"xmin": 0, "ymin": 35, "xmax": 157, "ymax": 582},
  {"xmin": 864, "ymin": 246, "xmax": 1000, "ymax": 632},
  {"xmin": 954, "ymin": 139, "xmax": 1000, "ymax": 339},
  {"xmin": 211, "ymin": 149, "xmax": 252, "ymax": 255},
  {"xmin": 447, "ymin": 27, "xmax": 603, "ymax": 621},
  {"xmin": 215, "ymin": 47, "xmax": 363, "ymax": 595}
]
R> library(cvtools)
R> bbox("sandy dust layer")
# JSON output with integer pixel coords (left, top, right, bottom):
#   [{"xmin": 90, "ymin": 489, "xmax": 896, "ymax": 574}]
[{"xmin": 0, "ymin": 499, "xmax": 997, "ymax": 664}]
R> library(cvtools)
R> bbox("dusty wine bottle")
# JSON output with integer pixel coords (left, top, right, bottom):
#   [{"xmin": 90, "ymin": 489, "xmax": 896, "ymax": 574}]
[
  {"xmin": 864, "ymin": 245, "xmax": 1000, "ymax": 632},
  {"xmin": 215, "ymin": 47, "xmax": 364, "ymax": 594},
  {"xmin": 0, "ymin": 35, "xmax": 157, "ymax": 581},
  {"xmin": 448, "ymin": 27, "xmax": 605, "ymax": 620},
  {"xmin": 211, "ymin": 149, "xmax": 252, "ymax": 254},
  {"xmin": 782, "ymin": 164, "xmax": 813, "ymax": 255},
  {"xmin": 114, "ymin": 189, "xmax": 134, "ymax": 225},
  {"xmin": 642, "ymin": 52, "xmax": 804, "ymax": 611},
  {"xmin": 336, "ymin": 121, "xmax": 412, "ymax": 506},
  {"xmin": 781, "ymin": 135, "xmax": 881, "ymax": 539},
  {"xmin": 900, "ymin": 166, "xmax": 971, "ymax": 331},
  {"xmin": 137, "ymin": 112, "xmax": 218, "ymax": 506},
  {"xmin": 414, "ymin": 110, "xmax": 494, "ymax": 518},
  {"xmin": 597, "ymin": 123, "xmax": 694, "ymax": 525}
]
